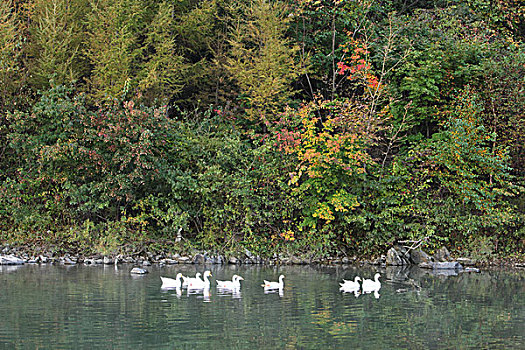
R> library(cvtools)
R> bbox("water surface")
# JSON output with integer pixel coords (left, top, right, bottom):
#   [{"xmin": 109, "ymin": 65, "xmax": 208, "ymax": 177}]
[{"xmin": 1, "ymin": 264, "xmax": 524, "ymax": 349}]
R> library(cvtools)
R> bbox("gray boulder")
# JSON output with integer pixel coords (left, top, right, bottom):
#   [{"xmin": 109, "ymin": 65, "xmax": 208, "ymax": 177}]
[
  {"xmin": 456, "ymin": 257, "xmax": 476, "ymax": 266},
  {"xmin": 130, "ymin": 267, "xmax": 148, "ymax": 274},
  {"xmin": 193, "ymin": 254, "xmax": 205, "ymax": 264},
  {"xmin": 62, "ymin": 256, "xmax": 76, "ymax": 265},
  {"xmin": 433, "ymin": 247, "xmax": 451, "ymax": 262},
  {"xmin": 0, "ymin": 255, "xmax": 24, "ymax": 265},
  {"xmin": 123, "ymin": 257, "xmax": 135, "ymax": 263},
  {"xmin": 244, "ymin": 249, "xmax": 255, "ymax": 260},
  {"xmin": 410, "ymin": 249, "xmax": 432, "ymax": 264},
  {"xmin": 210, "ymin": 255, "xmax": 224, "ymax": 264},
  {"xmin": 419, "ymin": 261, "xmax": 463, "ymax": 269},
  {"xmin": 177, "ymin": 256, "xmax": 191, "ymax": 264},
  {"xmin": 291, "ymin": 256, "xmax": 306, "ymax": 265},
  {"xmin": 386, "ymin": 247, "xmax": 409, "ymax": 265}
]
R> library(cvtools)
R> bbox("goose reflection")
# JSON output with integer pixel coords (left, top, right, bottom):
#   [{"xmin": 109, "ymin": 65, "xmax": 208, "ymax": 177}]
[
  {"xmin": 217, "ymin": 286, "xmax": 242, "ymax": 299},
  {"xmin": 264, "ymin": 287, "xmax": 284, "ymax": 297},
  {"xmin": 187, "ymin": 286, "xmax": 211, "ymax": 302},
  {"xmin": 203, "ymin": 287, "xmax": 211, "ymax": 302},
  {"xmin": 372, "ymin": 290, "xmax": 380, "ymax": 299},
  {"xmin": 362, "ymin": 286, "xmax": 381, "ymax": 299},
  {"xmin": 160, "ymin": 286, "xmax": 183, "ymax": 298},
  {"xmin": 340, "ymin": 287, "xmax": 361, "ymax": 298}
]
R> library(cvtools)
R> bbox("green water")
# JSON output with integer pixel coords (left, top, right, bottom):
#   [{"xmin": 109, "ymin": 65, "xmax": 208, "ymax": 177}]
[{"xmin": 0, "ymin": 264, "xmax": 524, "ymax": 349}]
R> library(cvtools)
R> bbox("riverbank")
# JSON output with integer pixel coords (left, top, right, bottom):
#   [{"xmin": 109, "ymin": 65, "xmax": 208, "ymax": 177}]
[{"xmin": 2, "ymin": 243, "xmax": 524, "ymax": 269}]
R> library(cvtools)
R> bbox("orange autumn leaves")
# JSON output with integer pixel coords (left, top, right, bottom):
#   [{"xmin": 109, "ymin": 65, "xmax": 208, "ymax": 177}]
[
  {"xmin": 274, "ymin": 97, "xmax": 376, "ymax": 225},
  {"xmin": 337, "ymin": 37, "xmax": 380, "ymax": 90}
]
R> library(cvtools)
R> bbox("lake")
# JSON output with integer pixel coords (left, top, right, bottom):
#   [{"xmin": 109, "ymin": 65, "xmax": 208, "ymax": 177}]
[{"xmin": 1, "ymin": 263, "xmax": 524, "ymax": 349}]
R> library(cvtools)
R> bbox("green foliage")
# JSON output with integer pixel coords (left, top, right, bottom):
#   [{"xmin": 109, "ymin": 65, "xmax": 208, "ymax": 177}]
[
  {"xmin": 158, "ymin": 111, "xmax": 298, "ymax": 255},
  {"xmin": 136, "ymin": 1, "xmax": 185, "ymax": 102},
  {"xmin": 84, "ymin": 0, "xmax": 148, "ymax": 99},
  {"xmin": 384, "ymin": 5, "xmax": 494, "ymax": 138},
  {"xmin": 170, "ymin": 0, "xmax": 229, "ymax": 108},
  {"xmin": 271, "ymin": 97, "xmax": 383, "ymax": 256},
  {"xmin": 0, "ymin": 0, "xmax": 523, "ymax": 258},
  {"xmin": 225, "ymin": 0, "xmax": 302, "ymax": 124},
  {"xmin": 290, "ymin": 0, "xmax": 376, "ymax": 99},
  {"xmin": 464, "ymin": 0, "xmax": 525, "ymax": 36},
  {"xmin": 3, "ymin": 84, "xmax": 173, "ymax": 235},
  {"xmin": 0, "ymin": 0, "xmax": 23, "ymax": 112},
  {"xmin": 28, "ymin": 0, "xmax": 87, "ymax": 89},
  {"xmin": 428, "ymin": 88, "xmax": 515, "ymax": 214},
  {"xmin": 473, "ymin": 46, "xmax": 525, "ymax": 177}
]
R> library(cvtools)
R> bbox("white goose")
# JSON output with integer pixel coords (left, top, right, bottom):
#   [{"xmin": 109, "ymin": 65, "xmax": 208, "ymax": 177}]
[
  {"xmin": 185, "ymin": 272, "xmax": 202, "ymax": 287},
  {"xmin": 216, "ymin": 275, "xmax": 244, "ymax": 289},
  {"xmin": 262, "ymin": 275, "xmax": 285, "ymax": 289},
  {"xmin": 362, "ymin": 273, "xmax": 381, "ymax": 293},
  {"xmin": 181, "ymin": 275, "xmax": 189, "ymax": 287},
  {"xmin": 187, "ymin": 270, "xmax": 212, "ymax": 289},
  {"xmin": 339, "ymin": 276, "xmax": 361, "ymax": 290},
  {"xmin": 160, "ymin": 273, "xmax": 184, "ymax": 288}
]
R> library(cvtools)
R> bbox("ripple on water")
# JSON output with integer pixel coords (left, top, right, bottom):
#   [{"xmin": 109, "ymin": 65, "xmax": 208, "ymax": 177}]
[{"xmin": 1, "ymin": 264, "xmax": 524, "ymax": 349}]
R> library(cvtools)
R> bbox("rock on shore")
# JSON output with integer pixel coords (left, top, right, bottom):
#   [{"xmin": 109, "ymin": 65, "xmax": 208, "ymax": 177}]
[{"xmin": 0, "ymin": 255, "xmax": 25, "ymax": 265}]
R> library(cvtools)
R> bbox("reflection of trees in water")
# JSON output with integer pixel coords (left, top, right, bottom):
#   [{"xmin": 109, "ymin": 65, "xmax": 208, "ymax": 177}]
[
  {"xmin": 1, "ymin": 265, "xmax": 524, "ymax": 348},
  {"xmin": 378, "ymin": 266, "xmax": 525, "ymax": 349}
]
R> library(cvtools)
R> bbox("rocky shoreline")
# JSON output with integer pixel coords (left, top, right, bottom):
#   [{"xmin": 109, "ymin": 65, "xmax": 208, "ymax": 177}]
[{"xmin": 1, "ymin": 244, "xmax": 524, "ymax": 269}]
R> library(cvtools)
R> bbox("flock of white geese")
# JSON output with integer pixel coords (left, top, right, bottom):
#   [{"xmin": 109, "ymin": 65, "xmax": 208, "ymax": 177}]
[
  {"xmin": 160, "ymin": 271, "xmax": 381, "ymax": 297},
  {"xmin": 339, "ymin": 273, "xmax": 382, "ymax": 298}
]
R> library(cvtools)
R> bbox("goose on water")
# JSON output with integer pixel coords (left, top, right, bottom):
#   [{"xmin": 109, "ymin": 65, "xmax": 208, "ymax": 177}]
[
  {"xmin": 339, "ymin": 276, "xmax": 361, "ymax": 290},
  {"xmin": 185, "ymin": 272, "xmax": 202, "ymax": 286},
  {"xmin": 262, "ymin": 275, "xmax": 285, "ymax": 289},
  {"xmin": 160, "ymin": 273, "xmax": 184, "ymax": 288},
  {"xmin": 216, "ymin": 275, "xmax": 244, "ymax": 289},
  {"xmin": 187, "ymin": 270, "xmax": 212, "ymax": 289},
  {"xmin": 340, "ymin": 287, "xmax": 361, "ymax": 298},
  {"xmin": 362, "ymin": 273, "xmax": 381, "ymax": 292}
]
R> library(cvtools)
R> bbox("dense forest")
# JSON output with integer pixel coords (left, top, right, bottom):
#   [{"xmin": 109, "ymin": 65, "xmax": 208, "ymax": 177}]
[{"xmin": 0, "ymin": 0, "xmax": 523, "ymax": 259}]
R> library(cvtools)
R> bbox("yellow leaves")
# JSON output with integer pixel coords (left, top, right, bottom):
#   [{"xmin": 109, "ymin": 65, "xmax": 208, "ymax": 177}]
[
  {"xmin": 313, "ymin": 202, "xmax": 334, "ymax": 222},
  {"xmin": 288, "ymin": 169, "xmax": 303, "ymax": 186},
  {"xmin": 289, "ymin": 98, "xmax": 371, "ymax": 177},
  {"xmin": 280, "ymin": 229, "xmax": 295, "ymax": 241},
  {"xmin": 330, "ymin": 189, "xmax": 360, "ymax": 212},
  {"xmin": 275, "ymin": 96, "xmax": 380, "ymax": 231},
  {"xmin": 312, "ymin": 191, "xmax": 360, "ymax": 224}
]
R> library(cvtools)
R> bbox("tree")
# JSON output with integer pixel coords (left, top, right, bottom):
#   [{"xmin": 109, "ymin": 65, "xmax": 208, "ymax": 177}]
[
  {"xmin": 225, "ymin": 0, "xmax": 302, "ymax": 125},
  {"xmin": 422, "ymin": 87, "xmax": 520, "ymax": 244},
  {"xmin": 0, "ymin": 0, "xmax": 23, "ymax": 112},
  {"xmin": 136, "ymin": 1, "xmax": 185, "ymax": 103},
  {"xmin": 273, "ymin": 97, "xmax": 381, "ymax": 254},
  {"xmin": 84, "ymin": 0, "xmax": 147, "ymax": 100},
  {"xmin": 28, "ymin": 0, "xmax": 87, "ymax": 89}
]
